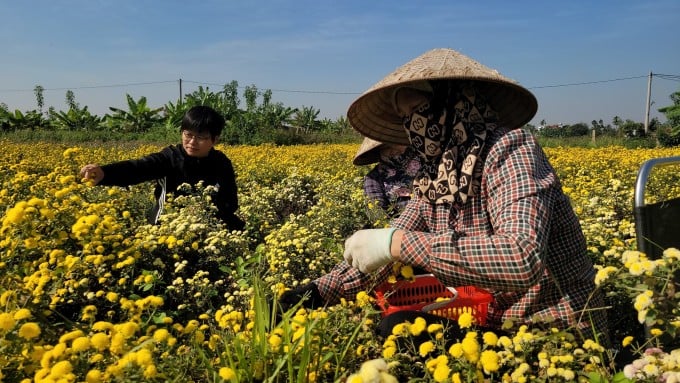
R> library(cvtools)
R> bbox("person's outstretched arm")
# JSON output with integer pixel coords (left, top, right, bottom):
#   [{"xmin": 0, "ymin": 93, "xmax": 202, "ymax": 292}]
[{"xmin": 80, "ymin": 149, "xmax": 173, "ymax": 187}]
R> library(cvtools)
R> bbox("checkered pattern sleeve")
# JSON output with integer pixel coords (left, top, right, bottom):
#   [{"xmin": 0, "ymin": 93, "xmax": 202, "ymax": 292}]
[
  {"xmin": 396, "ymin": 129, "xmax": 554, "ymax": 291},
  {"xmin": 314, "ymin": 260, "xmax": 393, "ymax": 304},
  {"xmin": 363, "ymin": 166, "xmax": 387, "ymax": 208}
]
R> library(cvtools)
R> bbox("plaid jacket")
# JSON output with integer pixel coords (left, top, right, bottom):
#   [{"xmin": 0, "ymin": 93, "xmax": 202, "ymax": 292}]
[{"xmin": 316, "ymin": 128, "xmax": 609, "ymax": 342}]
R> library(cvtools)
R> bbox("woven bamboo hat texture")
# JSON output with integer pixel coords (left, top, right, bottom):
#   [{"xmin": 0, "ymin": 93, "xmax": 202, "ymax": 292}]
[
  {"xmin": 347, "ymin": 48, "xmax": 538, "ymax": 145},
  {"xmin": 353, "ymin": 137, "xmax": 385, "ymax": 166}
]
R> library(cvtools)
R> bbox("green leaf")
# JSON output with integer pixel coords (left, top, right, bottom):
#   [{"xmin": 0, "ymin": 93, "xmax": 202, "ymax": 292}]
[
  {"xmin": 152, "ymin": 312, "xmax": 168, "ymax": 324},
  {"xmin": 611, "ymin": 371, "xmax": 633, "ymax": 383},
  {"xmin": 586, "ymin": 371, "xmax": 606, "ymax": 383}
]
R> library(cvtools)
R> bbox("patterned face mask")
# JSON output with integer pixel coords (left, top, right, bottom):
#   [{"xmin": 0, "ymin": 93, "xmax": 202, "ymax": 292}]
[{"xmin": 400, "ymin": 81, "xmax": 498, "ymax": 205}]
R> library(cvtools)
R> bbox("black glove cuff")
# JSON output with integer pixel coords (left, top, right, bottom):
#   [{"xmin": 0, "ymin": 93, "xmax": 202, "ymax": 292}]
[
  {"xmin": 279, "ymin": 282, "xmax": 324, "ymax": 311},
  {"xmin": 302, "ymin": 282, "xmax": 323, "ymax": 308}
]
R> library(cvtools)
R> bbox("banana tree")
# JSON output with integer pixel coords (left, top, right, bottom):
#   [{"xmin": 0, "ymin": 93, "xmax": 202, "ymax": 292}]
[
  {"xmin": 161, "ymin": 100, "xmax": 189, "ymax": 133},
  {"xmin": 104, "ymin": 94, "xmax": 164, "ymax": 133},
  {"xmin": 262, "ymin": 103, "xmax": 296, "ymax": 130},
  {"xmin": 183, "ymin": 81, "xmax": 241, "ymax": 121},
  {"xmin": 293, "ymin": 105, "xmax": 320, "ymax": 134},
  {"xmin": 49, "ymin": 106, "xmax": 102, "ymax": 131},
  {"xmin": 659, "ymin": 90, "xmax": 680, "ymax": 137},
  {"xmin": 0, "ymin": 109, "xmax": 48, "ymax": 131}
]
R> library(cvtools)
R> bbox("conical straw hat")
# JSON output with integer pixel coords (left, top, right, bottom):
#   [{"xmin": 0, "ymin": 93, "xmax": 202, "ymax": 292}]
[
  {"xmin": 347, "ymin": 48, "xmax": 538, "ymax": 145},
  {"xmin": 353, "ymin": 137, "xmax": 384, "ymax": 166}
]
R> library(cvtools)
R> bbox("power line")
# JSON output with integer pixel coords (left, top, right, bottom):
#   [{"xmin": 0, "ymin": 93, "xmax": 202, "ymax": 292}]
[
  {"xmin": 1, "ymin": 74, "xmax": 678, "ymax": 95},
  {"xmin": 0, "ymin": 80, "xmax": 177, "ymax": 93},
  {"xmin": 655, "ymin": 74, "xmax": 680, "ymax": 82},
  {"xmin": 527, "ymin": 75, "xmax": 648, "ymax": 89},
  {"xmin": 181, "ymin": 80, "xmax": 360, "ymax": 95},
  {"xmin": 180, "ymin": 75, "xmax": 679, "ymax": 94}
]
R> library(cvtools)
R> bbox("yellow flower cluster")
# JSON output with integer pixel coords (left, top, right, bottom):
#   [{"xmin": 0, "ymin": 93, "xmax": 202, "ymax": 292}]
[
  {"xmin": 345, "ymin": 358, "xmax": 398, "ymax": 383},
  {"xmin": 1, "ymin": 140, "xmax": 680, "ymax": 381}
]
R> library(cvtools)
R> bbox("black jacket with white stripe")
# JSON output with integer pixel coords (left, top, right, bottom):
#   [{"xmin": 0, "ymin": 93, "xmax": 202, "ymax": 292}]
[{"xmin": 99, "ymin": 144, "xmax": 244, "ymax": 230}]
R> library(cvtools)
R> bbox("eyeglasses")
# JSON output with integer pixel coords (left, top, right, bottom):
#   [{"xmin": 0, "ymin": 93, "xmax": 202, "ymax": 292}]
[{"xmin": 182, "ymin": 130, "xmax": 212, "ymax": 142}]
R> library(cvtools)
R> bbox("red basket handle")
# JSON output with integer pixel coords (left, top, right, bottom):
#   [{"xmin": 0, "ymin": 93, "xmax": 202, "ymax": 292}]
[{"xmin": 420, "ymin": 286, "xmax": 458, "ymax": 312}]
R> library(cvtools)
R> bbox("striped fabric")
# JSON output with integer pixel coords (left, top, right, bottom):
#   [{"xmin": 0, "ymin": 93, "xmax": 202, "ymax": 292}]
[
  {"xmin": 151, "ymin": 177, "xmax": 167, "ymax": 224},
  {"xmin": 315, "ymin": 128, "xmax": 609, "ymax": 344}
]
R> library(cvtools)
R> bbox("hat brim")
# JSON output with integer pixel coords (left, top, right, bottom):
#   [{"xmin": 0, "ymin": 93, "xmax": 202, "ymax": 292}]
[
  {"xmin": 347, "ymin": 49, "xmax": 538, "ymax": 145},
  {"xmin": 353, "ymin": 137, "xmax": 384, "ymax": 166}
]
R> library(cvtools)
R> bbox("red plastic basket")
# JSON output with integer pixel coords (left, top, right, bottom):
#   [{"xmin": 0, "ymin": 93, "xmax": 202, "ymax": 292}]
[{"xmin": 375, "ymin": 275, "xmax": 493, "ymax": 325}]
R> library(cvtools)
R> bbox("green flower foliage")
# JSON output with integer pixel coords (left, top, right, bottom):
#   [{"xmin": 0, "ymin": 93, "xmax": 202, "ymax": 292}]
[{"xmin": 1, "ymin": 141, "xmax": 680, "ymax": 382}]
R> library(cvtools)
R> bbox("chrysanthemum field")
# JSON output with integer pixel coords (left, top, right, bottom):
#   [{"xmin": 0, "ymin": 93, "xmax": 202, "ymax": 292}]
[{"xmin": 1, "ymin": 140, "xmax": 679, "ymax": 383}]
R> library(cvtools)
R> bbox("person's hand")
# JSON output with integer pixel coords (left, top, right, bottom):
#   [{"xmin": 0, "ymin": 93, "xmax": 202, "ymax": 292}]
[
  {"xmin": 79, "ymin": 164, "xmax": 104, "ymax": 185},
  {"xmin": 277, "ymin": 282, "xmax": 324, "ymax": 313},
  {"xmin": 343, "ymin": 228, "xmax": 396, "ymax": 273},
  {"xmin": 394, "ymin": 187, "xmax": 412, "ymax": 197}
]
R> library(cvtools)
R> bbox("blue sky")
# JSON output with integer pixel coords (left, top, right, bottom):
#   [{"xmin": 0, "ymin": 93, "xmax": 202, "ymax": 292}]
[{"xmin": 1, "ymin": 0, "xmax": 678, "ymax": 127}]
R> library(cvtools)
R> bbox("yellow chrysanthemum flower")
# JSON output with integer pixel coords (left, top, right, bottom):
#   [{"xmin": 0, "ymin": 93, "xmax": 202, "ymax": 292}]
[
  {"xmin": 71, "ymin": 337, "xmax": 91, "ymax": 353},
  {"xmin": 427, "ymin": 323, "xmax": 444, "ymax": 333},
  {"xmin": 628, "ymin": 262, "xmax": 644, "ymax": 276},
  {"xmin": 82, "ymin": 305, "xmax": 98, "ymax": 321},
  {"xmin": 418, "ymin": 340, "xmax": 435, "ymax": 357},
  {"xmin": 382, "ymin": 346, "xmax": 396, "ymax": 359},
  {"xmin": 90, "ymin": 333, "xmax": 110, "ymax": 351},
  {"xmin": 650, "ymin": 328, "xmax": 663, "ymax": 336},
  {"xmin": 268, "ymin": 334, "xmax": 282, "ymax": 351},
  {"xmin": 92, "ymin": 321, "xmax": 113, "ymax": 332},
  {"xmin": 153, "ymin": 328, "xmax": 170, "ymax": 343},
  {"xmin": 391, "ymin": 322, "xmax": 408, "ymax": 336},
  {"xmin": 116, "ymin": 321, "xmax": 138, "ymax": 338},
  {"xmin": 355, "ymin": 291, "xmax": 374, "ymax": 308},
  {"xmin": 85, "ymin": 369, "xmax": 103, "ymax": 383},
  {"xmin": 433, "ymin": 362, "xmax": 450, "ymax": 383},
  {"xmin": 461, "ymin": 333, "xmax": 480, "ymax": 363},
  {"xmin": 50, "ymin": 360, "xmax": 73, "ymax": 378},
  {"xmin": 359, "ymin": 359, "xmax": 389, "ymax": 382},
  {"xmin": 633, "ymin": 290, "xmax": 654, "ymax": 311},
  {"xmin": 59, "ymin": 329, "xmax": 84, "ymax": 343},
  {"xmin": 400, "ymin": 265, "xmax": 414, "ymax": 279},
  {"xmin": 143, "ymin": 365, "xmax": 158, "ymax": 379},
  {"xmin": 0, "ymin": 312, "xmax": 16, "ymax": 331},
  {"xmin": 110, "ymin": 333, "xmax": 126, "ymax": 355},
  {"xmin": 458, "ymin": 312, "xmax": 474, "ymax": 329},
  {"xmin": 482, "ymin": 331, "xmax": 499, "ymax": 347},
  {"xmin": 480, "ymin": 350, "xmax": 500, "ymax": 373},
  {"xmin": 594, "ymin": 265, "xmax": 618, "ymax": 286},
  {"xmin": 219, "ymin": 367, "xmax": 236, "ymax": 380},
  {"xmin": 561, "ymin": 369, "xmax": 575, "ymax": 381},
  {"xmin": 622, "ymin": 336, "xmax": 634, "ymax": 347},
  {"xmin": 18, "ymin": 322, "xmax": 41, "ymax": 340},
  {"xmin": 664, "ymin": 247, "xmax": 680, "ymax": 260},
  {"xmin": 409, "ymin": 316, "xmax": 427, "ymax": 336},
  {"xmin": 13, "ymin": 308, "xmax": 32, "ymax": 321},
  {"xmin": 449, "ymin": 343, "xmax": 463, "ymax": 358}
]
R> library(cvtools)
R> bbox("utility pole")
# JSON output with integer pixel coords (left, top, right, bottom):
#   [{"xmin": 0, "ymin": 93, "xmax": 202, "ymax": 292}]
[
  {"xmin": 644, "ymin": 72, "xmax": 652, "ymax": 134},
  {"xmin": 178, "ymin": 78, "xmax": 183, "ymax": 104}
]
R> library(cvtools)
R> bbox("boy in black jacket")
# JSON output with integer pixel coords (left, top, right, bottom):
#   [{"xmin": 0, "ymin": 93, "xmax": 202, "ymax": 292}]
[{"xmin": 80, "ymin": 105, "xmax": 245, "ymax": 231}]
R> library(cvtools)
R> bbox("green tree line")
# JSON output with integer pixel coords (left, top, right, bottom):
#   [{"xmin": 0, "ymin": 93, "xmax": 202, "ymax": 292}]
[
  {"xmin": 2, "ymin": 83, "xmax": 679, "ymax": 147},
  {"xmin": 527, "ymin": 87, "xmax": 680, "ymax": 148},
  {"xmin": 0, "ymin": 82, "xmax": 359, "ymax": 145}
]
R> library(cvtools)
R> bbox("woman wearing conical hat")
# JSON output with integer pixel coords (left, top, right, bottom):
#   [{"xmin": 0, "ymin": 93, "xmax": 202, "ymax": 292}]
[
  {"xmin": 354, "ymin": 137, "xmax": 423, "ymax": 218},
  {"xmin": 280, "ymin": 49, "xmax": 610, "ymax": 351}
]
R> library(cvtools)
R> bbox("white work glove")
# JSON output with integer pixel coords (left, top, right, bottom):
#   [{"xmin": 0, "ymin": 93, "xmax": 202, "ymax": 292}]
[{"xmin": 343, "ymin": 228, "xmax": 396, "ymax": 273}]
